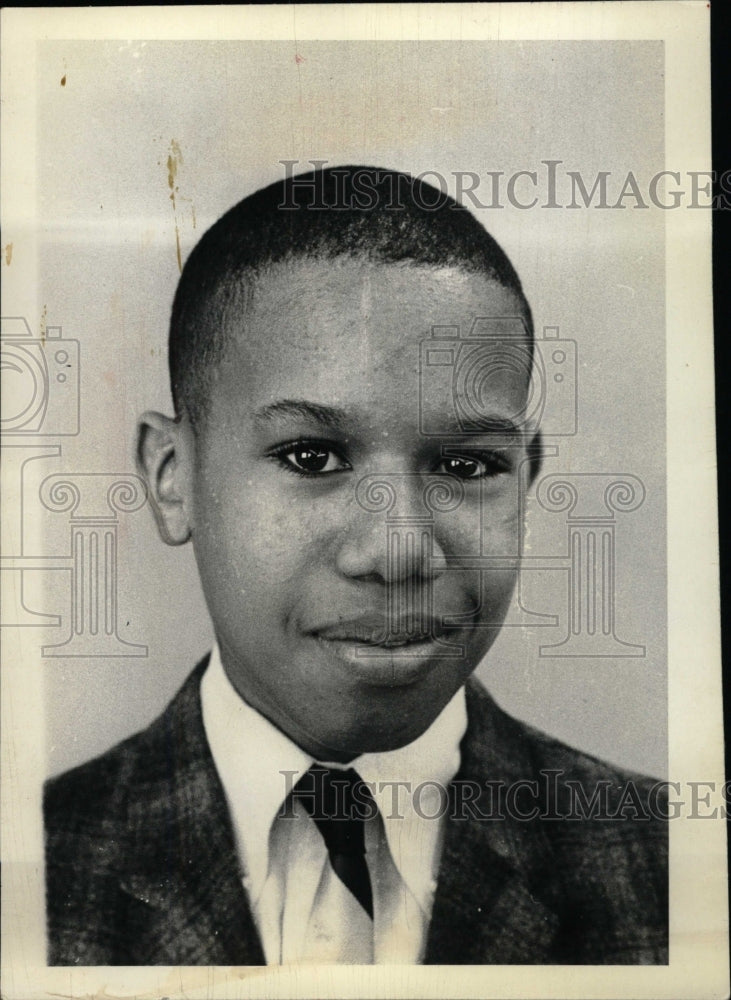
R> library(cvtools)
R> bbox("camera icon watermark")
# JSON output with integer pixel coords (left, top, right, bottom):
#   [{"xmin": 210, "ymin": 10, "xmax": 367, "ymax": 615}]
[
  {"xmin": 1, "ymin": 314, "xmax": 148, "ymax": 655},
  {"xmin": 419, "ymin": 318, "xmax": 577, "ymax": 438},
  {"xmin": 351, "ymin": 313, "xmax": 646, "ymax": 657},
  {"xmin": 0, "ymin": 317, "xmax": 80, "ymax": 437}
]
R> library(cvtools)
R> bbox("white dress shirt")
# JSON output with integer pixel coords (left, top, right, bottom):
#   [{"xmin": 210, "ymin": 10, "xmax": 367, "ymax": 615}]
[{"xmin": 200, "ymin": 645, "xmax": 466, "ymax": 964}]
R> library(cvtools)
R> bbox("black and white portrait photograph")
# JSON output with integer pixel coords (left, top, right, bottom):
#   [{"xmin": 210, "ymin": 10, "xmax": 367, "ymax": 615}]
[{"xmin": 1, "ymin": 4, "xmax": 726, "ymax": 999}]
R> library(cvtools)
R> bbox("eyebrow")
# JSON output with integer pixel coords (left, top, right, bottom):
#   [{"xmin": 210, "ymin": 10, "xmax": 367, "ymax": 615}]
[
  {"xmin": 253, "ymin": 400, "xmax": 526, "ymax": 440},
  {"xmin": 439, "ymin": 415, "xmax": 526, "ymax": 440},
  {"xmin": 253, "ymin": 399, "xmax": 350, "ymax": 431}
]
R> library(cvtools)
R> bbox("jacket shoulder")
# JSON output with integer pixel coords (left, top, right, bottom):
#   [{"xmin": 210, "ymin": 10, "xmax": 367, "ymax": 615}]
[
  {"xmin": 464, "ymin": 676, "xmax": 667, "ymax": 807},
  {"xmin": 45, "ymin": 658, "xmax": 209, "ymax": 821},
  {"xmin": 45, "ymin": 724, "xmax": 146, "ymax": 830},
  {"xmin": 43, "ymin": 660, "xmax": 210, "ymax": 965},
  {"xmin": 462, "ymin": 679, "xmax": 668, "ymax": 963}
]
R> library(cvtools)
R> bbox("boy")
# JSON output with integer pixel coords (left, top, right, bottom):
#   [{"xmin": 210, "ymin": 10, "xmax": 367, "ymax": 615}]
[{"xmin": 44, "ymin": 166, "xmax": 668, "ymax": 965}]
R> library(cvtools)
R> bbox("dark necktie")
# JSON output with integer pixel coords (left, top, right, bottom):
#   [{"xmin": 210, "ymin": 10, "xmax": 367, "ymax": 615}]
[{"xmin": 292, "ymin": 765, "xmax": 375, "ymax": 919}]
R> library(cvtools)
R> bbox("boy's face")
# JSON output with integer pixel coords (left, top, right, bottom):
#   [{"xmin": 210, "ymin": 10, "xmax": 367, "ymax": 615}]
[{"xmin": 148, "ymin": 259, "xmax": 537, "ymax": 761}]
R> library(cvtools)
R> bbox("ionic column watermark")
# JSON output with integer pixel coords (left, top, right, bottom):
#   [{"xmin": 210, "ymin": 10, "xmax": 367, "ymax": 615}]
[
  {"xmin": 39, "ymin": 474, "xmax": 148, "ymax": 657},
  {"xmin": 534, "ymin": 473, "xmax": 645, "ymax": 657}
]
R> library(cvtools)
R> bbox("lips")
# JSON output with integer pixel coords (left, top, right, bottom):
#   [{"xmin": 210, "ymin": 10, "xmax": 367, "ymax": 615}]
[{"xmin": 311, "ymin": 612, "xmax": 450, "ymax": 647}]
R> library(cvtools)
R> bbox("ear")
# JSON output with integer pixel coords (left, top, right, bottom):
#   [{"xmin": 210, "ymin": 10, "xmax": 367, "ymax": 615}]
[
  {"xmin": 525, "ymin": 426, "xmax": 543, "ymax": 488},
  {"xmin": 136, "ymin": 411, "xmax": 194, "ymax": 546}
]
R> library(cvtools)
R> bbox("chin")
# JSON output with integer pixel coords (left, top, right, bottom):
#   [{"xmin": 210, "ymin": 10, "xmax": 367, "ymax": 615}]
[{"xmin": 324, "ymin": 716, "xmax": 435, "ymax": 760}]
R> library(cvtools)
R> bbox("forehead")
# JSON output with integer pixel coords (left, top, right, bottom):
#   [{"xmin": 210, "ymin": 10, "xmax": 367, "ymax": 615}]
[
  {"xmin": 206, "ymin": 259, "xmax": 529, "ymax": 435},
  {"xmin": 228, "ymin": 258, "xmax": 523, "ymax": 364}
]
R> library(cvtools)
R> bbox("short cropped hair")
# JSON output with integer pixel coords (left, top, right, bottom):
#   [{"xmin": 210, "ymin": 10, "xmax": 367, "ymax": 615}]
[{"xmin": 169, "ymin": 165, "xmax": 533, "ymax": 426}]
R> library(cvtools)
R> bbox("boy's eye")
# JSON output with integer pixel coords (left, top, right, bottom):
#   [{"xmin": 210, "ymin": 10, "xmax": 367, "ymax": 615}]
[
  {"xmin": 437, "ymin": 454, "xmax": 508, "ymax": 480},
  {"xmin": 272, "ymin": 442, "xmax": 351, "ymax": 476}
]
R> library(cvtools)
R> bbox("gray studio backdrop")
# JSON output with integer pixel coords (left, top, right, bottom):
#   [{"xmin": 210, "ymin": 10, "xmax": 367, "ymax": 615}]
[{"xmin": 32, "ymin": 40, "xmax": 666, "ymax": 777}]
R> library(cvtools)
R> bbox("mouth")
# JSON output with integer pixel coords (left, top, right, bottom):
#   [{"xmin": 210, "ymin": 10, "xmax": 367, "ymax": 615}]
[
  {"xmin": 311, "ymin": 613, "xmax": 449, "ymax": 647},
  {"xmin": 307, "ymin": 613, "xmax": 466, "ymax": 686}
]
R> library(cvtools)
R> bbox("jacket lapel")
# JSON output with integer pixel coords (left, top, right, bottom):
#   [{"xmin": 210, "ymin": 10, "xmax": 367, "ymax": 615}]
[
  {"xmin": 424, "ymin": 803, "xmax": 560, "ymax": 964},
  {"xmin": 116, "ymin": 658, "xmax": 266, "ymax": 965},
  {"xmin": 424, "ymin": 680, "xmax": 561, "ymax": 964}
]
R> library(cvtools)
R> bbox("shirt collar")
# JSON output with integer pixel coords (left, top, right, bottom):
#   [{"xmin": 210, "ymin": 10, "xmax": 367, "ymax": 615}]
[
  {"xmin": 201, "ymin": 644, "xmax": 467, "ymax": 912},
  {"xmin": 201, "ymin": 645, "xmax": 313, "ymax": 905}
]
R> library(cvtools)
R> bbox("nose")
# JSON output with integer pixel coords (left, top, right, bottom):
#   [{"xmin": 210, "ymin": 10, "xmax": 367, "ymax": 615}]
[{"xmin": 335, "ymin": 474, "xmax": 451, "ymax": 584}]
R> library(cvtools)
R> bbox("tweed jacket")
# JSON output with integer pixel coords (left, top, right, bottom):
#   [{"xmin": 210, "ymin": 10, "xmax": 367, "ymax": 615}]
[{"xmin": 44, "ymin": 657, "xmax": 668, "ymax": 965}]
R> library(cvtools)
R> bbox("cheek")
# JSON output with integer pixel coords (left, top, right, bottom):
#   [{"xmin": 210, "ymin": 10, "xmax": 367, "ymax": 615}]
[
  {"xmin": 443, "ymin": 488, "xmax": 523, "ymax": 553},
  {"xmin": 194, "ymin": 475, "xmax": 335, "ymax": 600},
  {"xmin": 485, "ymin": 506, "xmax": 523, "ymax": 549},
  {"xmin": 442, "ymin": 494, "xmax": 522, "ymax": 609},
  {"xmin": 242, "ymin": 492, "xmax": 335, "ymax": 571}
]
